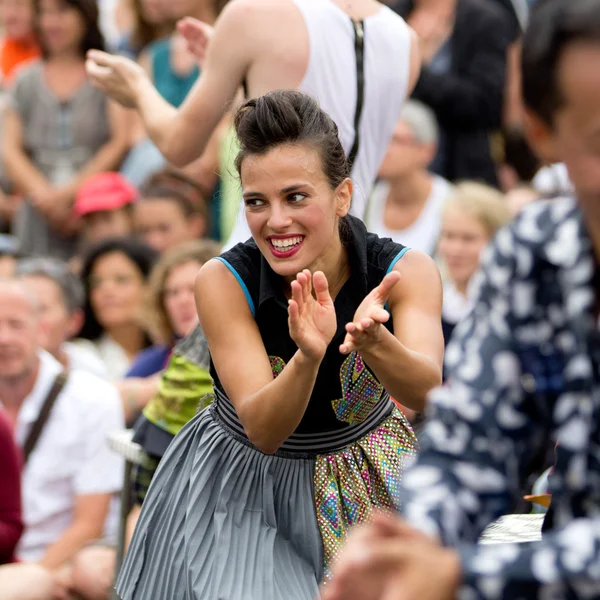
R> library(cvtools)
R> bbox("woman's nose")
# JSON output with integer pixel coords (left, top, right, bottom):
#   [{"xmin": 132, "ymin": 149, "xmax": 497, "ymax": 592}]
[{"xmin": 267, "ymin": 203, "xmax": 293, "ymax": 230}]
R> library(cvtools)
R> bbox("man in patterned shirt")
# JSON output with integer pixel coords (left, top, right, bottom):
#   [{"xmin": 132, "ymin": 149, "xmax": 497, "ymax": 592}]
[{"xmin": 325, "ymin": 1, "xmax": 600, "ymax": 598}]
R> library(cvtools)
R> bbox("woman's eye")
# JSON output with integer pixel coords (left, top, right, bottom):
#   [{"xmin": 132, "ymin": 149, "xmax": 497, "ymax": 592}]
[
  {"xmin": 244, "ymin": 198, "xmax": 264, "ymax": 208},
  {"xmin": 288, "ymin": 193, "xmax": 306, "ymax": 203}
]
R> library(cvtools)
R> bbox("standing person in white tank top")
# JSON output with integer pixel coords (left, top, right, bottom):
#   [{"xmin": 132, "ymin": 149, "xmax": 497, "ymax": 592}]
[{"xmin": 86, "ymin": 0, "xmax": 420, "ymax": 246}]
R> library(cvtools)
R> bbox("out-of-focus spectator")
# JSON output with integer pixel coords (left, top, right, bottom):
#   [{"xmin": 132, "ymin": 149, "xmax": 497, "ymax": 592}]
[
  {"xmin": 76, "ymin": 238, "xmax": 157, "ymax": 381},
  {"xmin": 393, "ymin": 0, "xmax": 512, "ymax": 186},
  {"xmin": 0, "ymin": 409, "xmax": 22, "ymax": 565},
  {"xmin": 3, "ymin": 0, "xmax": 131, "ymax": 260},
  {"xmin": 129, "ymin": 239, "xmax": 220, "ymax": 378},
  {"xmin": 366, "ymin": 100, "xmax": 452, "ymax": 256},
  {"xmin": 114, "ymin": 0, "xmax": 172, "ymax": 59},
  {"xmin": 74, "ymin": 171, "xmax": 137, "ymax": 245},
  {"xmin": 0, "ymin": 280, "xmax": 123, "ymax": 597},
  {"xmin": 0, "ymin": 235, "xmax": 20, "ymax": 278},
  {"xmin": 118, "ymin": 240, "xmax": 218, "ymax": 426},
  {"xmin": 133, "ymin": 171, "xmax": 208, "ymax": 254},
  {"xmin": 16, "ymin": 257, "xmax": 109, "ymax": 377},
  {"xmin": 0, "ymin": 0, "xmax": 40, "ymax": 87},
  {"xmin": 505, "ymin": 184, "xmax": 540, "ymax": 217},
  {"xmin": 437, "ymin": 181, "xmax": 510, "ymax": 345}
]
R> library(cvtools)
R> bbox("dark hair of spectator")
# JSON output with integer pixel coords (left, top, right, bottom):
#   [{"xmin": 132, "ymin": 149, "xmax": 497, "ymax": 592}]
[
  {"xmin": 234, "ymin": 90, "xmax": 350, "ymax": 191},
  {"xmin": 79, "ymin": 238, "xmax": 158, "ymax": 341},
  {"xmin": 522, "ymin": 0, "xmax": 600, "ymax": 125},
  {"xmin": 34, "ymin": 0, "xmax": 105, "ymax": 57},
  {"xmin": 16, "ymin": 257, "xmax": 85, "ymax": 314},
  {"xmin": 140, "ymin": 171, "xmax": 209, "ymax": 219}
]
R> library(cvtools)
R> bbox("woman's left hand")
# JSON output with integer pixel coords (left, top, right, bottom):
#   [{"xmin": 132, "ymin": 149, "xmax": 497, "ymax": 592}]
[
  {"xmin": 86, "ymin": 51, "xmax": 147, "ymax": 109},
  {"xmin": 340, "ymin": 271, "xmax": 401, "ymax": 355}
]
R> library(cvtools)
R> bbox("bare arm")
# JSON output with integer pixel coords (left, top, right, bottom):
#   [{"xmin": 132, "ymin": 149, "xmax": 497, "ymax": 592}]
[
  {"xmin": 88, "ymin": 0, "xmax": 254, "ymax": 166},
  {"xmin": 342, "ymin": 251, "xmax": 444, "ymax": 412},
  {"xmin": 196, "ymin": 261, "xmax": 335, "ymax": 454},
  {"xmin": 3, "ymin": 106, "xmax": 51, "ymax": 198},
  {"xmin": 38, "ymin": 493, "xmax": 111, "ymax": 570}
]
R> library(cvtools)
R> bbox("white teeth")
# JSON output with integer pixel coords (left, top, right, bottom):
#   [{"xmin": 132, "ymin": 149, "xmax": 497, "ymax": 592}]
[{"xmin": 270, "ymin": 236, "xmax": 303, "ymax": 249}]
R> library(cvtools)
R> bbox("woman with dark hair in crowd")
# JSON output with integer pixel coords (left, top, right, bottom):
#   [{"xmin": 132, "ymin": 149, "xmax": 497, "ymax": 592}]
[
  {"xmin": 116, "ymin": 90, "xmax": 443, "ymax": 600},
  {"xmin": 3, "ymin": 0, "xmax": 130, "ymax": 259},
  {"xmin": 76, "ymin": 238, "xmax": 157, "ymax": 385}
]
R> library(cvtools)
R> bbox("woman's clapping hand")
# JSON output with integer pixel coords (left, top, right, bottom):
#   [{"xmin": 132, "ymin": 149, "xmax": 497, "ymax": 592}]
[
  {"xmin": 340, "ymin": 271, "xmax": 401, "ymax": 355},
  {"xmin": 288, "ymin": 270, "xmax": 336, "ymax": 362}
]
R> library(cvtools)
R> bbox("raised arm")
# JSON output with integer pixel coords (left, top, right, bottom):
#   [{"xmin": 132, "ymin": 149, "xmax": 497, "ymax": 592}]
[
  {"xmin": 196, "ymin": 261, "xmax": 337, "ymax": 454},
  {"xmin": 340, "ymin": 250, "xmax": 444, "ymax": 412},
  {"xmin": 86, "ymin": 0, "xmax": 255, "ymax": 166}
]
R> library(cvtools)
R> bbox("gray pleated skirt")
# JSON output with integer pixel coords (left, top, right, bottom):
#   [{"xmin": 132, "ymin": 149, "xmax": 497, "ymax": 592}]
[{"xmin": 116, "ymin": 398, "xmax": 417, "ymax": 600}]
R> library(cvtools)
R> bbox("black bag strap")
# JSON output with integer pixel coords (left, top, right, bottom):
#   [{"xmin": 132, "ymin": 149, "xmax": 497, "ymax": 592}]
[
  {"xmin": 347, "ymin": 18, "xmax": 366, "ymax": 171},
  {"xmin": 22, "ymin": 370, "xmax": 68, "ymax": 465}
]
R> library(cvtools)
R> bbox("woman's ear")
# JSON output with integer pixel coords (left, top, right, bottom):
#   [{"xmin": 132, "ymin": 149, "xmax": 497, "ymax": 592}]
[{"xmin": 336, "ymin": 177, "xmax": 353, "ymax": 217}]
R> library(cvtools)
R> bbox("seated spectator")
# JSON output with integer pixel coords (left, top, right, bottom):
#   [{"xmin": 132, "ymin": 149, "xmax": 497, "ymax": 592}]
[
  {"xmin": 76, "ymin": 238, "xmax": 157, "ymax": 382},
  {"xmin": 118, "ymin": 240, "xmax": 219, "ymax": 426},
  {"xmin": 0, "ymin": 280, "xmax": 123, "ymax": 598},
  {"xmin": 0, "ymin": 0, "xmax": 40, "ymax": 87},
  {"xmin": 16, "ymin": 257, "xmax": 108, "ymax": 378},
  {"xmin": 437, "ymin": 182, "xmax": 510, "ymax": 345},
  {"xmin": 3, "ymin": 0, "xmax": 131, "ymax": 260},
  {"xmin": 0, "ymin": 235, "xmax": 20, "ymax": 278},
  {"xmin": 393, "ymin": 0, "xmax": 512, "ymax": 186},
  {"xmin": 133, "ymin": 171, "xmax": 208, "ymax": 253},
  {"xmin": 129, "ymin": 239, "xmax": 220, "ymax": 377},
  {"xmin": 365, "ymin": 101, "xmax": 452, "ymax": 256},
  {"xmin": 74, "ymin": 172, "xmax": 137, "ymax": 246},
  {"xmin": 0, "ymin": 409, "xmax": 23, "ymax": 565}
]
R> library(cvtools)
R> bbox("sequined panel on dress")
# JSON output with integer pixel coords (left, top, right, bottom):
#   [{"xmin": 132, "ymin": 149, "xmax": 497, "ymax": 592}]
[
  {"xmin": 269, "ymin": 356, "xmax": 286, "ymax": 379},
  {"xmin": 314, "ymin": 408, "xmax": 418, "ymax": 580},
  {"xmin": 332, "ymin": 352, "xmax": 384, "ymax": 425}
]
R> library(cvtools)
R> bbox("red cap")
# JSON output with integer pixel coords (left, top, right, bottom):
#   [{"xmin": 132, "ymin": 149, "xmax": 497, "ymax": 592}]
[{"xmin": 74, "ymin": 173, "xmax": 138, "ymax": 217}]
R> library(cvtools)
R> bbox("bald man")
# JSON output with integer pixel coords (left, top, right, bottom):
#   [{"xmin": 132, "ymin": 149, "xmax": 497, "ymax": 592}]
[{"xmin": 0, "ymin": 280, "xmax": 124, "ymax": 599}]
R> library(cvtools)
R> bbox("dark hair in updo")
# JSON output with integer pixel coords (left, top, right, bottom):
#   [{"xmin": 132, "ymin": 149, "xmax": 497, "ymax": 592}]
[{"xmin": 234, "ymin": 90, "xmax": 350, "ymax": 190}]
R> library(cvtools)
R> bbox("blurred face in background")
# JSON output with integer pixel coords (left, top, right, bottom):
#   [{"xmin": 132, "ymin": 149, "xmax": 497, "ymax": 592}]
[
  {"xmin": 82, "ymin": 209, "xmax": 134, "ymax": 245},
  {"xmin": 37, "ymin": 0, "xmax": 85, "ymax": 56},
  {"xmin": 89, "ymin": 251, "xmax": 146, "ymax": 331},
  {"xmin": 20, "ymin": 275, "xmax": 81, "ymax": 357},
  {"xmin": 134, "ymin": 198, "xmax": 204, "ymax": 254},
  {"xmin": 0, "ymin": 284, "xmax": 42, "ymax": 382},
  {"xmin": 138, "ymin": 0, "xmax": 168, "ymax": 24},
  {"xmin": 438, "ymin": 206, "xmax": 489, "ymax": 291},
  {"xmin": 2, "ymin": 0, "xmax": 35, "ymax": 40},
  {"xmin": 163, "ymin": 260, "xmax": 201, "ymax": 338},
  {"xmin": 377, "ymin": 120, "xmax": 436, "ymax": 180}
]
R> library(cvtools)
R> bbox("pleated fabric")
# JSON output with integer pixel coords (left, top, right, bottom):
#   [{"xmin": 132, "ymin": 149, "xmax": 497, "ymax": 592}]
[{"xmin": 116, "ymin": 406, "xmax": 323, "ymax": 600}]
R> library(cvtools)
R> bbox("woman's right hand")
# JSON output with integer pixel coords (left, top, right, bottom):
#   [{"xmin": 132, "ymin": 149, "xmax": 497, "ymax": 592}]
[
  {"xmin": 288, "ymin": 270, "xmax": 336, "ymax": 362},
  {"xmin": 177, "ymin": 17, "xmax": 214, "ymax": 68}
]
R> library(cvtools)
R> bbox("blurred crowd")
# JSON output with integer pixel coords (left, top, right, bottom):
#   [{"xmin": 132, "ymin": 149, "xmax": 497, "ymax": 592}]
[{"xmin": 0, "ymin": 0, "xmax": 568, "ymax": 598}]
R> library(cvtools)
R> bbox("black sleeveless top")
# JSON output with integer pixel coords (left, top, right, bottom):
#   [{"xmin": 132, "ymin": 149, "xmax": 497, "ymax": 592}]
[{"xmin": 211, "ymin": 215, "xmax": 408, "ymax": 435}]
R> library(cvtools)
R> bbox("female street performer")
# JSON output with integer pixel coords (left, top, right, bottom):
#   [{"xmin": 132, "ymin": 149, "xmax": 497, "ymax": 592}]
[{"xmin": 116, "ymin": 90, "xmax": 443, "ymax": 600}]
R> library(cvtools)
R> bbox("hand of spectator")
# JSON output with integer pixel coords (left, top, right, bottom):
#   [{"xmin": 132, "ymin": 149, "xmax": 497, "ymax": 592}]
[
  {"xmin": 50, "ymin": 566, "xmax": 72, "ymax": 600},
  {"xmin": 323, "ymin": 513, "xmax": 462, "ymax": 600},
  {"xmin": 340, "ymin": 271, "xmax": 400, "ymax": 355},
  {"xmin": 177, "ymin": 17, "xmax": 214, "ymax": 68},
  {"xmin": 0, "ymin": 189, "xmax": 22, "ymax": 221},
  {"xmin": 86, "ymin": 51, "xmax": 147, "ymax": 109}
]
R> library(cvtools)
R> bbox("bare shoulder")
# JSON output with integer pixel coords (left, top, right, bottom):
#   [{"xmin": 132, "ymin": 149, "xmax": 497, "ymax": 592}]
[{"xmin": 389, "ymin": 249, "xmax": 442, "ymax": 302}]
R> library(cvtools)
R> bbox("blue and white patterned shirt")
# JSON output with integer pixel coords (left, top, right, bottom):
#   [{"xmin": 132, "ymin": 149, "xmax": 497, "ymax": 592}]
[{"xmin": 401, "ymin": 196, "xmax": 600, "ymax": 598}]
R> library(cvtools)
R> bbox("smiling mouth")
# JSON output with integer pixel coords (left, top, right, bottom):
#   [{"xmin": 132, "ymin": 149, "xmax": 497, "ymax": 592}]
[{"xmin": 267, "ymin": 236, "xmax": 305, "ymax": 258}]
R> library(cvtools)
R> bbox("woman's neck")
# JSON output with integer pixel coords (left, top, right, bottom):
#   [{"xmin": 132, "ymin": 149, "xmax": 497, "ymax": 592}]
[
  {"xmin": 386, "ymin": 171, "xmax": 433, "ymax": 210},
  {"xmin": 46, "ymin": 52, "xmax": 83, "ymax": 67},
  {"xmin": 190, "ymin": 4, "xmax": 218, "ymax": 24},
  {"xmin": 105, "ymin": 324, "xmax": 146, "ymax": 359}
]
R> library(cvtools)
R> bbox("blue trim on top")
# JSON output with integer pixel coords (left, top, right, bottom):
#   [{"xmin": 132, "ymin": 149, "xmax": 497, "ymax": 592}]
[
  {"xmin": 386, "ymin": 247, "xmax": 410, "ymax": 274},
  {"xmin": 385, "ymin": 247, "xmax": 410, "ymax": 311},
  {"xmin": 214, "ymin": 257, "xmax": 256, "ymax": 317}
]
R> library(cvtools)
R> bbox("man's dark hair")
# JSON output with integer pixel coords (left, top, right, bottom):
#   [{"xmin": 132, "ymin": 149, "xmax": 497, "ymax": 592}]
[{"xmin": 522, "ymin": 0, "xmax": 600, "ymax": 125}]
